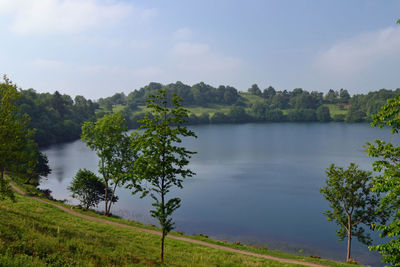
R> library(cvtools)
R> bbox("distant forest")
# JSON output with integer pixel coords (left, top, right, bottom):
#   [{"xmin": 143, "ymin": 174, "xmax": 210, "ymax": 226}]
[{"xmin": 17, "ymin": 81, "xmax": 400, "ymax": 146}]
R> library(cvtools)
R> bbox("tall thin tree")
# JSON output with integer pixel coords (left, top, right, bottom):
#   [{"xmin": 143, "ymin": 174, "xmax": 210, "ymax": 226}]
[
  {"xmin": 320, "ymin": 163, "xmax": 386, "ymax": 262},
  {"xmin": 131, "ymin": 89, "xmax": 196, "ymax": 261}
]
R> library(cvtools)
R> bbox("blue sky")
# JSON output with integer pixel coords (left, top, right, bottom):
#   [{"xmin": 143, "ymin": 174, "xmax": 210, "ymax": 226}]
[{"xmin": 0, "ymin": 0, "xmax": 399, "ymax": 98}]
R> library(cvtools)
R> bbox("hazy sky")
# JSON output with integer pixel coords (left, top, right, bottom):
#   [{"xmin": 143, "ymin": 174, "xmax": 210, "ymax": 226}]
[{"xmin": 1, "ymin": 0, "xmax": 400, "ymax": 98}]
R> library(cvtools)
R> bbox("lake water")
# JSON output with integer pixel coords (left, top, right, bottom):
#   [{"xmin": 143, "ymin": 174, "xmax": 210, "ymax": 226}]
[{"xmin": 40, "ymin": 123, "xmax": 397, "ymax": 266}]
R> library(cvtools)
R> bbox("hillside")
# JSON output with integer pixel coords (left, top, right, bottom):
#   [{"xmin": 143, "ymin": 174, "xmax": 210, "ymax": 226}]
[{"xmin": 0, "ymin": 181, "xmax": 358, "ymax": 267}]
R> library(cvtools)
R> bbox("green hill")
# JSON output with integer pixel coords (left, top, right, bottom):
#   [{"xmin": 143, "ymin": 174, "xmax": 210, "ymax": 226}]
[{"xmin": 0, "ymin": 181, "xmax": 359, "ymax": 267}]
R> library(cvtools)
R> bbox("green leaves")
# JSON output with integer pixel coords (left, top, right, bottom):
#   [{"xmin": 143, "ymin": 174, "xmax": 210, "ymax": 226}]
[
  {"xmin": 81, "ymin": 112, "xmax": 134, "ymax": 215},
  {"xmin": 0, "ymin": 76, "xmax": 36, "ymax": 200},
  {"xmin": 366, "ymin": 94, "xmax": 400, "ymax": 264},
  {"xmin": 130, "ymin": 89, "xmax": 197, "ymax": 261},
  {"xmin": 320, "ymin": 163, "xmax": 384, "ymax": 260},
  {"xmin": 68, "ymin": 169, "xmax": 115, "ymax": 210}
]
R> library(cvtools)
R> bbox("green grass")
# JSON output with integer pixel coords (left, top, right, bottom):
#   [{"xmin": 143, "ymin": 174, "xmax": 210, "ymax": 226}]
[
  {"xmin": 137, "ymin": 104, "xmax": 232, "ymax": 117},
  {"xmin": 1, "ymin": 179, "xmax": 359, "ymax": 267},
  {"xmin": 0, "ymin": 194, "xmax": 303, "ymax": 267},
  {"xmin": 239, "ymin": 92, "xmax": 265, "ymax": 104},
  {"xmin": 112, "ymin": 104, "xmax": 125, "ymax": 113},
  {"xmin": 187, "ymin": 105, "xmax": 232, "ymax": 116},
  {"xmin": 323, "ymin": 104, "xmax": 348, "ymax": 117}
]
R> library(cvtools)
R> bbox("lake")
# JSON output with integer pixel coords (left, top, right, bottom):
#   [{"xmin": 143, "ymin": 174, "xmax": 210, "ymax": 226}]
[{"xmin": 40, "ymin": 123, "xmax": 397, "ymax": 266}]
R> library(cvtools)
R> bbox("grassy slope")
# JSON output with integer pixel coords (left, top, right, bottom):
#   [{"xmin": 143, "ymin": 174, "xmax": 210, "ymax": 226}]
[
  {"xmin": 0, "ymin": 194, "xmax": 297, "ymax": 267},
  {"xmin": 110, "ymin": 93, "xmax": 349, "ymax": 119},
  {"xmin": 0, "ymin": 180, "xmax": 357, "ymax": 267}
]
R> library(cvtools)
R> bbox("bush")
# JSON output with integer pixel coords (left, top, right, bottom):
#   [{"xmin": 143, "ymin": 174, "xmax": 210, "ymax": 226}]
[{"xmin": 68, "ymin": 169, "xmax": 117, "ymax": 210}]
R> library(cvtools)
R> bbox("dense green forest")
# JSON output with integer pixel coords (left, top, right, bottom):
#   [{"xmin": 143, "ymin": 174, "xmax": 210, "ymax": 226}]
[{"xmin": 18, "ymin": 81, "xmax": 400, "ymax": 146}]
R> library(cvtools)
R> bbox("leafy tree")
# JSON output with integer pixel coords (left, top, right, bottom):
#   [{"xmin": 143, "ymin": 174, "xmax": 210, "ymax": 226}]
[
  {"xmin": 263, "ymin": 86, "xmax": 276, "ymax": 99},
  {"xmin": 250, "ymin": 102, "xmax": 267, "ymax": 120},
  {"xmin": 23, "ymin": 140, "xmax": 51, "ymax": 185},
  {"xmin": 345, "ymin": 105, "xmax": 365, "ymax": 122},
  {"xmin": 325, "ymin": 89, "xmax": 339, "ymax": 104},
  {"xmin": 81, "ymin": 112, "xmax": 133, "ymax": 216},
  {"xmin": 316, "ymin": 106, "xmax": 331, "ymax": 122},
  {"xmin": 287, "ymin": 109, "xmax": 316, "ymax": 122},
  {"xmin": 365, "ymin": 95, "xmax": 400, "ymax": 265},
  {"xmin": 320, "ymin": 163, "xmax": 385, "ymax": 262},
  {"xmin": 228, "ymin": 106, "xmax": 250, "ymax": 123},
  {"xmin": 332, "ymin": 114, "xmax": 345, "ymax": 122},
  {"xmin": 210, "ymin": 112, "xmax": 229, "ymax": 124},
  {"xmin": 132, "ymin": 89, "xmax": 196, "ymax": 261},
  {"xmin": 0, "ymin": 76, "xmax": 35, "ymax": 201},
  {"xmin": 198, "ymin": 112, "xmax": 210, "ymax": 124},
  {"xmin": 339, "ymin": 89, "xmax": 351, "ymax": 104},
  {"xmin": 69, "ymin": 169, "xmax": 117, "ymax": 210},
  {"xmin": 265, "ymin": 109, "xmax": 284, "ymax": 122},
  {"xmin": 248, "ymin": 84, "xmax": 262, "ymax": 96}
]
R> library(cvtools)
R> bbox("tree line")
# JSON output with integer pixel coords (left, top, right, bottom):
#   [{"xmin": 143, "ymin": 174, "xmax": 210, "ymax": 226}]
[
  {"xmin": 18, "ymin": 89, "xmax": 98, "ymax": 146},
  {"xmin": 94, "ymin": 82, "xmax": 400, "ymax": 127},
  {"xmin": 17, "ymin": 81, "xmax": 400, "ymax": 147}
]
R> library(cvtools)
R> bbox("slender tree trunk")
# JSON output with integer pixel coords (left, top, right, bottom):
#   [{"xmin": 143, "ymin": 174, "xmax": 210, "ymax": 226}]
[
  {"xmin": 160, "ymin": 189, "xmax": 165, "ymax": 262},
  {"xmin": 161, "ymin": 173, "xmax": 167, "ymax": 262},
  {"xmin": 107, "ymin": 182, "xmax": 118, "ymax": 215},
  {"xmin": 161, "ymin": 226, "xmax": 165, "ymax": 262},
  {"xmin": 101, "ymin": 159, "xmax": 109, "ymax": 216},
  {"xmin": 0, "ymin": 167, "xmax": 4, "ymax": 187},
  {"xmin": 347, "ymin": 216, "xmax": 352, "ymax": 262},
  {"xmin": 104, "ymin": 181, "xmax": 109, "ymax": 215}
]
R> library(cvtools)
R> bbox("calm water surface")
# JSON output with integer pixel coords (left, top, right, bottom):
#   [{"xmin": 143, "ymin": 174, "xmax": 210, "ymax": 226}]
[{"xmin": 40, "ymin": 123, "xmax": 397, "ymax": 266}]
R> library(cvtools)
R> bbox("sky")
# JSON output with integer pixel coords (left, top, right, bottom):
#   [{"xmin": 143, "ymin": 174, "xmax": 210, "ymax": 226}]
[{"xmin": 0, "ymin": 0, "xmax": 400, "ymax": 99}]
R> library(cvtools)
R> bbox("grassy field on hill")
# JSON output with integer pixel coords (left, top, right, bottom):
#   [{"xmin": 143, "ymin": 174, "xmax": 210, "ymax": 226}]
[
  {"xmin": 118, "ymin": 93, "xmax": 349, "ymax": 119},
  {"xmin": 0, "ymin": 180, "xmax": 359, "ymax": 267}
]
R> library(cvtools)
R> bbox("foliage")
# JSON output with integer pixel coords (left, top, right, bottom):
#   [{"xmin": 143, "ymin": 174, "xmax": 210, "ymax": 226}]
[
  {"xmin": 210, "ymin": 112, "xmax": 230, "ymax": 124},
  {"xmin": 20, "ymin": 140, "xmax": 51, "ymax": 185},
  {"xmin": 365, "ymin": 94, "xmax": 400, "ymax": 265},
  {"xmin": 18, "ymin": 89, "xmax": 98, "ymax": 146},
  {"xmin": 68, "ymin": 169, "xmax": 116, "ymax": 210},
  {"xmin": 10, "ymin": 80, "xmax": 400, "ymax": 148},
  {"xmin": 316, "ymin": 106, "xmax": 331, "ymax": 122},
  {"xmin": 287, "ymin": 109, "xmax": 316, "ymax": 122},
  {"xmin": 320, "ymin": 163, "xmax": 384, "ymax": 262},
  {"xmin": 131, "ymin": 89, "xmax": 196, "ymax": 261},
  {"xmin": 0, "ymin": 76, "xmax": 36, "ymax": 201},
  {"xmin": 81, "ymin": 112, "xmax": 133, "ymax": 216}
]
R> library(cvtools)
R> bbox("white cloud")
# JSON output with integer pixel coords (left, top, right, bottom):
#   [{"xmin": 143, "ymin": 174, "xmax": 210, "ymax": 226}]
[
  {"xmin": 171, "ymin": 42, "xmax": 241, "ymax": 74},
  {"xmin": 31, "ymin": 58, "xmax": 70, "ymax": 69},
  {"xmin": 139, "ymin": 8, "xmax": 158, "ymax": 21},
  {"xmin": 32, "ymin": 57, "xmax": 164, "ymax": 77},
  {"xmin": 315, "ymin": 26, "xmax": 400, "ymax": 76},
  {"xmin": 0, "ymin": 0, "xmax": 147, "ymax": 35},
  {"xmin": 130, "ymin": 40, "xmax": 152, "ymax": 49},
  {"xmin": 173, "ymin": 27, "xmax": 193, "ymax": 41}
]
